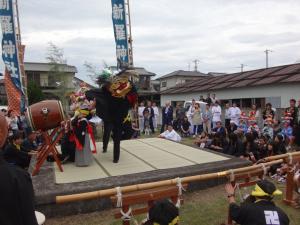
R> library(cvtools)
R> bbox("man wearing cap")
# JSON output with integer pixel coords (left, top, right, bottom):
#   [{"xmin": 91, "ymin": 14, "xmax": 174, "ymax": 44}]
[{"xmin": 225, "ymin": 179, "xmax": 289, "ymax": 225}]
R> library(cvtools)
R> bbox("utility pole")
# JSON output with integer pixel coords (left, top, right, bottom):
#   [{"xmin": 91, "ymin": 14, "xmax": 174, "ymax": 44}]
[
  {"xmin": 264, "ymin": 49, "xmax": 272, "ymax": 68},
  {"xmin": 240, "ymin": 64, "xmax": 247, "ymax": 72},
  {"xmin": 193, "ymin": 59, "xmax": 200, "ymax": 72},
  {"xmin": 125, "ymin": 0, "xmax": 134, "ymax": 68}
]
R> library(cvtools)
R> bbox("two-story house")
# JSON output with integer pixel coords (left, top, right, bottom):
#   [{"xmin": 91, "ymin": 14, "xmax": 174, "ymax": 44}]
[{"xmin": 157, "ymin": 70, "xmax": 210, "ymax": 91}]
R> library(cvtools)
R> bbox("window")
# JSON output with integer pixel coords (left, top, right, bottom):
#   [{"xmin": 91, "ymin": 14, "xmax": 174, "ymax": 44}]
[
  {"xmin": 161, "ymin": 81, "xmax": 167, "ymax": 88},
  {"xmin": 40, "ymin": 74, "xmax": 49, "ymax": 87},
  {"xmin": 241, "ymin": 98, "xmax": 252, "ymax": 108}
]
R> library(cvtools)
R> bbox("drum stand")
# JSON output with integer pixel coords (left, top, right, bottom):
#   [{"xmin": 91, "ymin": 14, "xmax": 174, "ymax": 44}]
[{"xmin": 32, "ymin": 126, "xmax": 64, "ymax": 176}]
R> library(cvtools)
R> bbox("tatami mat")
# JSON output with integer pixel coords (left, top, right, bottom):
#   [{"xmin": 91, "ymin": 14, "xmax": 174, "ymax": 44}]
[{"xmin": 54, "ymin": 138, "xmax": 229, "ymax": 184}]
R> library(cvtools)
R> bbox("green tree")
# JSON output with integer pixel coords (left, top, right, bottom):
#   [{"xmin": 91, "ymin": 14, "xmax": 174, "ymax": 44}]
[{"xmin": 27, "ymin": 81, "xmax": 45, "ymax": 105}]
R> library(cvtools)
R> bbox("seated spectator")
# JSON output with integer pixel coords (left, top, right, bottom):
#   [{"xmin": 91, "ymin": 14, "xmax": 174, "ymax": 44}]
[
  {"xmin": 180, "ymin": 116, "xmax": 191, "ymax": 137},
  {"xmin": 142, "ymin": 199, "xmax": 179, "ymax": 225},
  {"xmin": 225, "ymin": 180, "xmax": 289, "ymax": 225},
  {"xmin": 209, "ymin": 133, "xmax": 228, "ymax": 152},
  {"xmin": 212, "ymin": 121, "xmax": 226, "ymax": 137},
  {"xmin": 194, "ymin": 131, "xmax": 209, "ymax": 148},
  {"xmin": 281, "ymin": 120, "xmax": 294, "ymax": 150},
  {"xmin": 273, "ymin": 134, "xmax": 287, "ymax": 155},
  {"xmin": 257, "ymin": 136, "xmax": 268, "ymax": 159},
  {"xmin": 262, "ymin": 118, "xmax": 274, "ymax": 140},
  {"xmin": 223, "ymin": 133, "xmax": 245, "ymax": 157},
  {"xmin": 3, "ymin": 132, "xmax": 35, "ymax": 169},
  {"xmin": 21, "ymin": 129, "xmax": 39, "ymax": 153},
  {"xmin": 247, "ymin": 120, "xmax": 260, "ymax": 137},
  {"xmin": 159, "ymin": 124, "xmax": 181, "ymax": 142},
  {"xmin": 227, "ymin": 120, "xmax": 237, "ymax": 135},
  {"xmin": 243, "ymin": 133, "xmax": 259, "ymax": 162},
  {"xmin": 131, "ymin": 121, "xmax": 140, "ymax": 139},
  {"xmin": 238, "ymin": 117, "xmax": 248, "ymax": 134},
  {"xmin": 273, "ymin": 119, "xmax": 282, "ymax": 138}
]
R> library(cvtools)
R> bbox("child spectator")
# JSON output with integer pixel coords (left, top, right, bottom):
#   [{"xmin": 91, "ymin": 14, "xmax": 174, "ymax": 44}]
[
  {"xmin": 180, "ymin": 116, "xmax": 191, "ymax": 137},
  {"xmin": 281, "ymin": 120, "xmax": 293, "ymax": 150},
  {"xmin": 131, "ymin": 121, "xmax": 140, "ymax": 139},
  {"xmin": 194, "ymin": 132, "xmax": 209, "ymax": 148}
]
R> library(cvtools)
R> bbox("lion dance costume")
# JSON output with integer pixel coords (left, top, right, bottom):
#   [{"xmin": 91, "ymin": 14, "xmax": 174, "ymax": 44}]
[{"xmin": 85, "ymin": 68, "xmax": 138, "ymax": 163}]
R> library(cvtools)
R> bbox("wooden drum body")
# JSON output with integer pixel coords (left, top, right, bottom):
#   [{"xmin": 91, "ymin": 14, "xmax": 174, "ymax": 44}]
[
  {"xmin": 26, "ymin": 100, "xmax": 65, "ymax": 131},
  {"xmin": 0, "ymin": 113, "xmax": 8, "ymax": 148}
]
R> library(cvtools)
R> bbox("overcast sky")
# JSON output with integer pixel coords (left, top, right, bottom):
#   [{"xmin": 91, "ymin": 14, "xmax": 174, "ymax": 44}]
[{"xmin": 3, "ymin": 0, "xmax": 300, "ymax": 84}]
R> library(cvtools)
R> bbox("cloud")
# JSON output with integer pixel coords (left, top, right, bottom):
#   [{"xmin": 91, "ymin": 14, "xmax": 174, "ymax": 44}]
[{"xmin": 1, "ymin": 0, "xmax": 299, "ymax": 82}]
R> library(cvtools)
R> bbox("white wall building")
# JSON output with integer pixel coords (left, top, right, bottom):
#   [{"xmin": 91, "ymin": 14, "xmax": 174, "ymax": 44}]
[{"xmin": 161, "ymin": 63, "xmax": 300, "ymax": 109}]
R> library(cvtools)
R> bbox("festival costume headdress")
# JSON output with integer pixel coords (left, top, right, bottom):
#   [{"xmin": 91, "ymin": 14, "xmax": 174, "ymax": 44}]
[{"xmin": 251, "ymin": 180, "xmax": 282, "ymax": 197}]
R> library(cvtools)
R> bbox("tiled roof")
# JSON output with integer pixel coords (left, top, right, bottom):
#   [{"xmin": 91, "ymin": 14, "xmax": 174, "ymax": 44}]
[
  {"xmin": 157, "ymin": 70, "xmax": 209, "ymax": 80},
  {"xmin": 161, "ymin": 63, "xmax": 300, "ymax": 94},
  {"xmin": 24, "ymin": 62, "xmax": 78, "ymax": 73}
]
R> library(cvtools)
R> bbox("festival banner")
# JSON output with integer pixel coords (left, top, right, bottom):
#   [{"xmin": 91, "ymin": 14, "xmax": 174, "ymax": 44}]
[
  {"xmin": 0, "ymin": 0, "xmax": 24, "ymax": 112},
  {"xmin": 111, "ymin": 0, "xmax": 129, "ymax": 68}
]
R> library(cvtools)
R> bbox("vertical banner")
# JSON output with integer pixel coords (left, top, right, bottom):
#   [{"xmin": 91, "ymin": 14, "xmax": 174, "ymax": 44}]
[
  {"xmin": 111, "ymin": 0, "xmax": 129, "ymax": 69},
  {"xmin": 0, "ymin": 0, "xmax": 24, "ymax": 113}
]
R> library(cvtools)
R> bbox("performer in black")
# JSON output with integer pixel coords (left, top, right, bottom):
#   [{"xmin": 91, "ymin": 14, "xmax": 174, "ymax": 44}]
[
  {"xmin": 86, "ymin": 69, "xmax": 137, "ymax": 163},
  {"xmin": 225, "ymin": 179, "xmax": 289, "ymax": 225}
]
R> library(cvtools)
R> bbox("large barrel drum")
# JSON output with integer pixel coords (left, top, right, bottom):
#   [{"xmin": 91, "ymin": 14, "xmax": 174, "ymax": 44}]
[
  {"xmin": 0, "ymin": 113, "xmax": 8, "ymax": 148},
  {"xmin": 26, "ymin": 100, "xmax": 65, "ymax": 131}
]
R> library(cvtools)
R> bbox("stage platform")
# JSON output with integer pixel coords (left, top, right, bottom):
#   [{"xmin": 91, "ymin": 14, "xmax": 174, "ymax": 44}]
[{"xmin": 30, "ymin": 138, "xmax": 251, "ymax": 218}]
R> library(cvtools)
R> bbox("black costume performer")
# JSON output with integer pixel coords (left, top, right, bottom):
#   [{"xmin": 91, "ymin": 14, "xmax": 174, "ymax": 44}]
[{"xmin": 86, "ymin": 69, "xmax": 137, "ymax": 163}]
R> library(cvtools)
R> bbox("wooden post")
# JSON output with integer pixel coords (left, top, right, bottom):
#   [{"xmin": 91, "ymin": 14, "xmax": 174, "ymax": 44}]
[{"xmin": 283, "ymin": 167, "xmax": 295, "ymax": 206}]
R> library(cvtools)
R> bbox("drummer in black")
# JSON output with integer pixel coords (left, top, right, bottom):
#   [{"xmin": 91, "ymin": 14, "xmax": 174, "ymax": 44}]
[{"xmin": 225, "ymin": 179, "xmax": 289, "ymax": 225}]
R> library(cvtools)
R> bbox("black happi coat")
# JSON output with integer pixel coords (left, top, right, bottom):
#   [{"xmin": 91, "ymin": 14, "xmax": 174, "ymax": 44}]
[{"xmin": 0, "ymin": 153, "xmax": 38, "ymax": 225}]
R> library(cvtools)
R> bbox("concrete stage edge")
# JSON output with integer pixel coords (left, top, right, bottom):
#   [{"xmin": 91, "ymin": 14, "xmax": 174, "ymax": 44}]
[{"xmin": 30, "ymin": 147, "xmax": 250, "ymax": 218}]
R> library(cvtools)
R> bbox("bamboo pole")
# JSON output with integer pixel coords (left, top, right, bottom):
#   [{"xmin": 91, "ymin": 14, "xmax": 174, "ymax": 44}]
[
  {"xmin": 264, "ymin": 151, "xmax": 300, "ymax": 162},
  {"xmin": 56, "ymin": 159, "xmax": 283, "ymax": 204}
]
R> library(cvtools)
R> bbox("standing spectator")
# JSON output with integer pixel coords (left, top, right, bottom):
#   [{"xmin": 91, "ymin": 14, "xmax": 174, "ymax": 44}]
[
  {"xmin": 143, "ymin": 101, "xmax": 155, "ymax": 133},
  {"xmin": 20, "ymin": 110, "xmax": 29, "ymax": 137},
  {"xmin": 285, "ymin": 99, "xmax": 298, "ymax": 127},
  {"xmin": 152, "ymin": 102, "xmax": 159, "ymax": 131},
  {"xmin": 161, "ymin": 101, "xmax": 173, "ymax": 133},
  {"xmin": 205, "ymin": 93, "xmax": 212, "ymax": 105},
  {"xmin": 262, "ymin": 103, "xmax": 275, "ymax": 124},
  {"xmin": 138, "ymin": 102, "xmax": 145, "ymax": 133},
  {"xmin": 249, "ymin": 104, "xmax": 260, "ymax": 125},
  {"xmin": 202, "ymin": 104, "xmax": 212, "ymax": 134},
  {"xmin": 211, "ymin": 102, "xmax": 222, "ymax": 128},
  {"xmin": 199, "ymin": 95, "xmax": 205, "ymax": 102},
  {"xmin": 225, "ymin": 180, "xmax": 289, "ymax": 225},
  {"xmin": 186, "ymin": 99, "xmax": 196, "ymax": 134},
  {"xmin": 191, "ymin": 103, "xmax": 203, "ymax": 137},
  {"xmin": 174, "ymin": 103, "xmax": 185, "ymax": 131},
  {"xmin": 224, "ymin": 102, "xmax": 231, "ymax": 130},
  {"xmin": 180, "ymin": 116, "xmax": 191, "ymax": 137},
  {"xmin": 9, "ymin": 111, "xmax": 19, "ymax": 135},
  {"xmin": 211, "ymin": 93, "xmax": 218, "ymax": 104},
  {"xmin": 228, "ymin": 102, "xmax": 241, "ymax": 126}
]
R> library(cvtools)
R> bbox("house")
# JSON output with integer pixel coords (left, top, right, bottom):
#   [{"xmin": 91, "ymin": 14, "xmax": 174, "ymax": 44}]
[
  {"xmin": 160, "ymin": 63, "xmax": 300, "ymax": 109},
  {"xmin": 25, "ymin": 62, "xmax": 77, "ymax": 100},
  {"xmin": 157, "ymin": 70, "xmax": 210, "ymax": 91},
  {"xmin": 73, "ymin": 77, "xmax": 96, "ymax": 91},
  {"xmin": 109, "ymin": 66, "xmax": 160, "ymax": 103}
]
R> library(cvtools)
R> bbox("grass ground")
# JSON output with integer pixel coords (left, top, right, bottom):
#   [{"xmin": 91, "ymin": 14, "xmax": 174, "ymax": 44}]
[
  {"xmin": 46, "ymin": 184, "xmax": 300, "ymax": 225},
  {"xmin": 46, "ymin": 129, "xmax": 300, "ymax": 225}
]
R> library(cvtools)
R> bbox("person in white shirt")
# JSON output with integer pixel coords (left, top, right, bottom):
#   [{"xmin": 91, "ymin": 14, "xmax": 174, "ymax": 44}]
[
  {"xmin": 138, "ymin": 102, "xmax": 146, "ymax": 132},
  {"xmin": 152, "ymin": 102, "xmax": 159, "ymax": 131},
  {"xmin": 228, "ymin": 102, "xmax": 241, "ymax": 126},
  {"xmin": 186, "ymin": 99, "xmax": 196, "ymax": 134},
  {"xmin": 211, "ymin": 102, "xmax": 222, "ymax": 128},
  {"xmin": 158, "ymin": 124, "xmax": 181, "ymax": 142},
  {"xmin": 211, "ymin": 93, "xmax": 218, "ymax": 104}
]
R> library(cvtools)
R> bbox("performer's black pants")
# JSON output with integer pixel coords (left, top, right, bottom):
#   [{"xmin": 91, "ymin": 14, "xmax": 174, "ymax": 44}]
[{"xmin": 103, "ymin": 121, "xmax": 122, "ymax": 161}]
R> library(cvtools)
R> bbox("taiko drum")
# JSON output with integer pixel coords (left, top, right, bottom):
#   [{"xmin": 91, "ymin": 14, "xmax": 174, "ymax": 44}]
[{"xmin": 26, "ymin": 100, "xmax": 65, "ymax": 131}]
